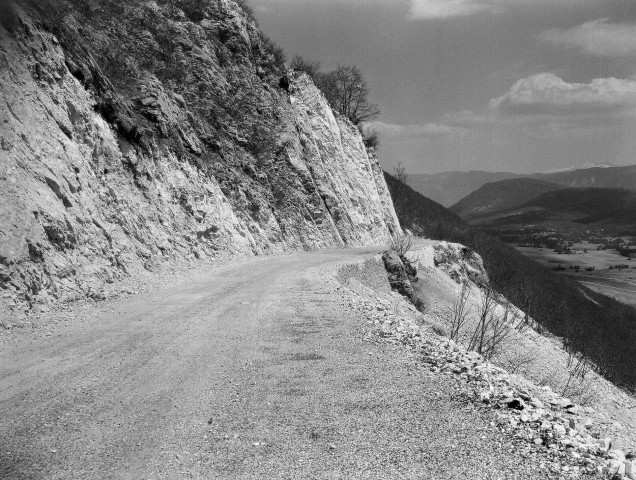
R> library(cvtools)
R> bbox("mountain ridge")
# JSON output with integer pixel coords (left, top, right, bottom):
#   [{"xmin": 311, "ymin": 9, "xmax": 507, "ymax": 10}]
[{"xmin": 409, "ymin": 164, "xmax": 636, "ymax": 207}]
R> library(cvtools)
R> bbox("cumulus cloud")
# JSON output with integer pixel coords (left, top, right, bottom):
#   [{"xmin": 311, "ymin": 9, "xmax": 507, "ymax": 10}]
[
  {"xmin": 365, "ymin": 120, "xmax": 469, "ymax": 139},
  {"xmin": 489, "ymin": 73, "xmax": 636, "ymax": 116},
  {"xmin": 441, "ymin": 109, "xmax": 495, "ymax": 126},
  {"xmin": 408, "ymin": 0, "xmax": 584, "ymax": 20},
  {"xmin": 407, "ymin": 0, "xmax": 492, "ymax": 20},
  {"xmin": 541, "ymin": 20, "xmax": 636, "ymax": 57}
]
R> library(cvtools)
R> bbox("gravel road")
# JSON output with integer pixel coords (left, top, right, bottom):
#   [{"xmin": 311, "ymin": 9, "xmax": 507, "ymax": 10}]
[{"xmin": 1, "ymin": 247, "xmax": 557, "ymax": 479}]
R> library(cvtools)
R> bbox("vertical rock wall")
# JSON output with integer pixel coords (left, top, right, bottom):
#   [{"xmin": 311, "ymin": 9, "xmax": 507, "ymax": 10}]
[{"xmin": 0, "ymin": 0, "xmax": 400, "ymax": 308}]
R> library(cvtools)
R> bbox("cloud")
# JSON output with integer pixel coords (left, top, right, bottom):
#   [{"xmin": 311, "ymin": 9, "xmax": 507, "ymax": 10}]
[
  {"xmin": 365, "ymin": 120, "xmax": 470, "ymax": 139},
  {"xmin": 541, "ymin": 20, "xmax": 636, "ymax": 57},
  {"xmin": 489, "ymin": 73, "xmax": 636, "ymax": 117},
  {"xmin": 407, "ymin": 0, "xmax": 492, "ymax": 20},
  {"xmin": 407, "ymin": 0, "xmax": 584, "ymax": 20}
]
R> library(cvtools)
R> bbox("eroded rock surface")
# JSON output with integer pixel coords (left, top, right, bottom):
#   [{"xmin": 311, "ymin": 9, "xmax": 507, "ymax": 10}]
[
  {"xmin": 0, "ymin": 0, "xmax": 399, "ymax": 310},
  {"xmin": 433, "ymin": 241, "xmax": 488, "ymax": 287}
]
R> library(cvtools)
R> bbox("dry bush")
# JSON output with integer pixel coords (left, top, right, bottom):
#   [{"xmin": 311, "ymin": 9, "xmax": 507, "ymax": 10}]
[
  {"xmin": 389, "ymin": 232, "xmax": 413, "ymax": 257},
  {"xmin": 499, "ymin": 350, "xmax": 535, "ymax": 375},
  {"xmin": 562, "ymin": 351, "xmax": 594, "ymax": 396},
  {"xmin": 290, "ymin": 55, "xmax": 321, "ymax": 81},
  {"xmin": 468, "ymin": 286, "xmax": 517, "ymax": 360},
  {"xmin": 448, "ymin": 281, "xmax": 472, "ymax": 342},
  {"xmin": 362, "ymin": 129, "xmax": 380, "ymax": 150}
]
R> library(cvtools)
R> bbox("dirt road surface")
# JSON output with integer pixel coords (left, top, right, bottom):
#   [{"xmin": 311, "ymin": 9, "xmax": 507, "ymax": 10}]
[{"xmin": 1, "ymin": 247, "xmax": 551, "ymax": 479}]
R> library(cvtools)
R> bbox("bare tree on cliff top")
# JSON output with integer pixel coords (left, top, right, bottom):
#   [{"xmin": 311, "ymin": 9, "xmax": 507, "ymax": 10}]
[{"xmin": 319, "ymin": 65, "xmax": 380, "ymax": 125}]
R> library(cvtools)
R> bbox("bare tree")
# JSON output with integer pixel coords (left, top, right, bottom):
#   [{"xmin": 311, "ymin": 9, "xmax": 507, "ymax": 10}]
[
  {"xmin": 390, "ymin": 161, "xmax": 411, "ymax": 218},
  {"xmin": 389, "ymin": 231, "xmax": 413, "ymax": 257},
  {"xmin": 318, "ymin": 65, "xmax": 380, "ymax": 125},
  {"xmin": 501, "ymin": 350, "xmax": 535, "ymax": 375},
  {"xmin": 562, "ymin": 351, "xmax": 595, "ymax": 399},
  {"xmin": 394, "ymin": 161, "xmax": 408, "ymax": 185},
  {"xmin": 468, "ymin": 286, "xmax": 513, "ymax": 360},
  {"xmin": 448, "ymin": 281, "xmax": 472, "ymax": 342}
]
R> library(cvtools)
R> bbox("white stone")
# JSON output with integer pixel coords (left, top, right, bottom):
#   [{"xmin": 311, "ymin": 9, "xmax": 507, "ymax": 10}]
[
  {"xmin": 608, "ymin": 459, "xmax": 625, "ymax": 476},
  {"xmin": 553, "ymin": 424, "xmax": 566, "ymax": 437},
  {"xmin": 596, "ymin": 438, "xmax": 612, "ymax": 450}
]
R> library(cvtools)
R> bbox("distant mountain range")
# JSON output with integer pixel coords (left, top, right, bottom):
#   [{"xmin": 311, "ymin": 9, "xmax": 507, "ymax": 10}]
[
  {"xmin": 408, "ymin": 171, "xmax": 523, "ymax": 207},
  {"xmin": 409, "ymin": 164, "xmax": 636, "ymax": 207},
  {"xmin": 541, "ymin": 163, "xmax": 615, "ymax": 174}
]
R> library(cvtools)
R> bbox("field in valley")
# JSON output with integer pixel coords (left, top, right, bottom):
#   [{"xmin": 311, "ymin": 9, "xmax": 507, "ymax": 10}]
[{"xmin": 516, "ymin": 245, "xmax": 636, "ymax": 307}]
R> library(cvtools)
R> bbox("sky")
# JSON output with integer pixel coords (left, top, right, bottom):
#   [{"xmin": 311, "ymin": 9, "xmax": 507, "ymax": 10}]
[{"xmin": 250, "ymin": 0, "xmax": 636, "ymax": 174}]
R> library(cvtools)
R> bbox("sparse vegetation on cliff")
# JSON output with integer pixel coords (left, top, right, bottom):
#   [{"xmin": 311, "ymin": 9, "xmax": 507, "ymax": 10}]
[
  {"xmin": 290, "ymin": 55, "xmax": 380, "ymax": 126},
  {"xmin": 385, "ymin": 171, "xmax": 636, "ymax": 391}
]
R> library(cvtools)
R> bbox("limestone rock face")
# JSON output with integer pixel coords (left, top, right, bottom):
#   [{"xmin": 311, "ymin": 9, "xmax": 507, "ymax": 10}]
[
  {"xmin": 0, "ymin": 0, "xmax": 400, "ymax": 307},
  {"xmin": 433, "ymin": 242, "xmax": 489, "ymax": 287}
]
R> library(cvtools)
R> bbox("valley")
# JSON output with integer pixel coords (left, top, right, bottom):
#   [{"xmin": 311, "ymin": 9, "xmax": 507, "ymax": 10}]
[
  {"xmin": 517, "ymin": 245, "xmax": 636, "ymax": 307},
  {"xmin": 446, "ymin": 171, "xmax": 636, "ymax": 304}
]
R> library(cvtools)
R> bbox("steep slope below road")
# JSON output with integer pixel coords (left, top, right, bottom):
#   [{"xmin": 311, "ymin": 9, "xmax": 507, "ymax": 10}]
[
  {"xmin": 0, "ymin": 245, "xmax": 565, "ymax": 479},
  {"xmin": 0, "ymin": 0, "xmax": 399, "ymax": 311}
]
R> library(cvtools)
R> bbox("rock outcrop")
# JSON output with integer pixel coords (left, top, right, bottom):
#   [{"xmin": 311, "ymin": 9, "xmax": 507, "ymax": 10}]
[
  {"xmin": 433, "ymin": 241, "xmax": 488, "ymax": 287},
  {"xmin": 381, "ymin": 251, "xmax": 414, "ymax": 298},
  {"xmin": 0, "ymin": 0, "xmax": 399, "ymax": 309}
]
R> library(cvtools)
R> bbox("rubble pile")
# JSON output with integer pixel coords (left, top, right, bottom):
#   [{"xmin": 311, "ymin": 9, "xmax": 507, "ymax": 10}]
[{"xmin": 353, "ymin": 291, "xmax": 634, "ymax": 479}]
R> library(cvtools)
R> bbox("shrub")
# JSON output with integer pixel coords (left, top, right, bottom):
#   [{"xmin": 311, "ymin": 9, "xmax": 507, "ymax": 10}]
[
  {"xmin": 259, "ymin": 33, "xmax": 287, "ymax": 70},
  {"xmin": 235, "ymin": 0, "xmax": 257, "ymax": 23},
  {"xmin": 389, "ymin": 232, "xmax": 412, "ymax": 257},
  {"xmin": 290, "ymin": 55, "xmax": 321, "ymax": 82},
  {"xmin": 362, "ymin": 129, "xmax": 380, "ymax": 150}
]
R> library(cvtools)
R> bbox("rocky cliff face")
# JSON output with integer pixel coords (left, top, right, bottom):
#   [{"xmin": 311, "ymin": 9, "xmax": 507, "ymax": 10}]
[{"xmin": 0, "ymin": 0, "xmax": 399, "ymax": 309}]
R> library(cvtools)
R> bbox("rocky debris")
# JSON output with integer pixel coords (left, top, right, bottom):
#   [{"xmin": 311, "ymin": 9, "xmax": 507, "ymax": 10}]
[
  {"xmin": 433, "ymin": 242, "xmax": 488, "ymax": 287},
  {"xmin": 343, "ymin": 281, "xmax": 634, "ymax": 479},
  {"xmin": 0, "ymin": 1, "xmax": 400, "ymax": 312}
]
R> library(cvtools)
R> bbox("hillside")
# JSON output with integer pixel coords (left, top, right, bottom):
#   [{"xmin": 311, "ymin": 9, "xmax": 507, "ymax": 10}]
[
  {"xmin": 522, "ymin": 188, "xmax": 636, "ymax": 225},
  {"xmin": 384, "ymin": 172, "xmax": 465, "ymax": 236},
  {"xmin": 385, "ymin": 175, "xmax": 636, "ymax": 390},
  {"xmin": 0, "ymin": 0, "xmax": 399, "ymax": 311},
  {"xmin": 407, "ymin": 171, "xmax": 523, "ymax": 207},
  {"xmin": 450, "ymin": 178, "xmax": 562, "ymax": 221},
  {"xmin": 467, "ymin": 188, "xmax": 636, "ymax": 238},
  {"xmin": 533, "ymin": 164, "xmax": 636, "ymax": 190}
]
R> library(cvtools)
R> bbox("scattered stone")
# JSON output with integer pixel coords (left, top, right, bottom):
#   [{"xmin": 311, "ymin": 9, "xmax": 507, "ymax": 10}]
[{"xmin": 348, "ymin": 281, "xmax": 634, "ymax": 479}]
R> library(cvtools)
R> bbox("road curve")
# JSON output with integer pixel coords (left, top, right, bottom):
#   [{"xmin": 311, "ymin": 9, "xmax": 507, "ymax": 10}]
[{"xmin": 1, "ymin": 247, "xmax": 549, "ymax": 479}]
